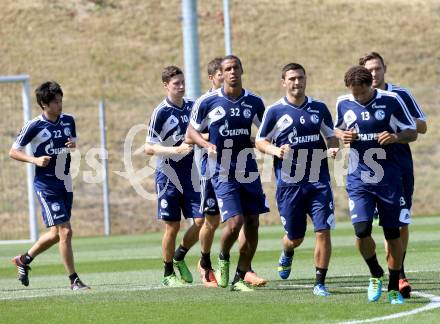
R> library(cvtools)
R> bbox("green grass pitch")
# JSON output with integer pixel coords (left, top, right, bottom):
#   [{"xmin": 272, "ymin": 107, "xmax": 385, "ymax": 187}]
[{"xmin": 1, "ymin": 217, "xmax": 440, "ymax": 323}]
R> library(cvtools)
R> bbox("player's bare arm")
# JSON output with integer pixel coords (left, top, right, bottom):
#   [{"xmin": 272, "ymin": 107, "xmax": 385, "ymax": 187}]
[
  {"xmin": 185, "ymin": 125, "xmax": 216, "ymax": 155},
  {"xmin": 377, "ymin": 129, "xmax": 417, "ymax": 145},
  {"xmin": 255, "ymin": 140, "xmax": 290, "ymax": 159},
  {"xmin": 325, "ymin": 136, "xmax": 340, "ymax": 158},
  {"xmin": 334, "ymin": 128, "xmax": 358, "ymax": 144},
  {"xmin": 184, "ymin": 123, "xmax": 209, "ymax": 144},
  {"xmin": 9, "ymin": 148, "xmax": 51, "ymax": 167},
  {"xmin": 144, "ymin": 142, "xmax": 193, "ymax": 156}
]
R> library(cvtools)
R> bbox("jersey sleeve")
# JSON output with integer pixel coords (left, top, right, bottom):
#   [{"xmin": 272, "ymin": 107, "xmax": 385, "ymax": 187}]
[
  {"xmin": 334, "ymin": 99, "xmax": 347, "ymax": 130},
  {"xmin": 396, "ymin": 89, "xmax": 425, "ymax": 120},
  {"xmin": 252, "ymin": 97, "xmax": 266, "ymax": 127},
  {"xmin": 256, "ymin": 107, "xmax": 277, "ymax": 142},
  {"xmin": 320, "ymin": 104, "xmax": 335, "ymax": 138},
  {"xmin": 190, "ymin": 97, "xmax": 210, "ymax": 132},
  {"xmin": 11, "ymin": 120, "xmax": 38, "ymax": 150},
  {"xmin": 146, "ymin": 108, "xmax": 164, "ymax": 144},
  {"xmin": 390, "ymin": 96, "xmax": 417, "ymax": 132}
]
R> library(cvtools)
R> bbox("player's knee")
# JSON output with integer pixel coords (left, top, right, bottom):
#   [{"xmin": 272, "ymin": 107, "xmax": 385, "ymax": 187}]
[
  {"xmin": 193, "ymin": 217, "xmax": 204, "ymax": 229},
  {"xmin": 205, "ymin": 215, "xmax": 220, "ymax": 231},
  {"xmin": 285, "ymin": 235, "xmax": 304, "ymax": 248},
  {"xmin": 383, "ymin": 227, "xmax": 400, "ymax": 240},
  {"xmin": 59, "ymin": 227, "xmax": 73, "ymax": 241},
  {"xmin": 353, "ymin": 221, "xmax": 372, "ymax": 239},
  {"xmin": 164, "ymin": 222, "xmax": 180, "ymax": 235}
]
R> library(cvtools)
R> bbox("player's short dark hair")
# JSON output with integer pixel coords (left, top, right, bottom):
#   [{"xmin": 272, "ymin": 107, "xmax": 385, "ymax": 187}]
[
  {"xmin": 162, "ymin": 66, "xmax": 183, "ymax": 83},
  {"xmin": 207, "ymin": 57, "xmax": 223, "ymax": 76},
  {"xmin": 35, "ymin": 81, "xmax": 63, "ymax": 110},
  {"xmin": 221, "ymin": 55, "xmax": 243, "ymax": 73},
  {"xmin": 281, "ymin": 63, "xmax": 306, "ymax": 79},
  {"xmin": 358, "ymin": 52, "xmax": 386, "ymax": 67},
  {"xmin": 344, "ymin": 66, "xmax": 373, "ymax": 87}
]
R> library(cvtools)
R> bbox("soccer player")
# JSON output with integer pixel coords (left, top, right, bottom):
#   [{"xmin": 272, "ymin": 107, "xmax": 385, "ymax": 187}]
[
  {"xmin": 359, "ymin": 52, "xmax": 427, "ymax": 298},
  {"xmin": 145, "ymin": 66, "xmax": 203, "ymax": 286},
  {"xmin": 10, "ymin": 81, "xmax": 89, "ymax": 290},
  {"xmin": 335, "ymin": 66, "xmax": 417, "ymax": 304},
  {"xmin": 188, "ymin": 55, "xmax": 270, "ymax": 291},
  {"xmin": 256, "ymin": 63, "xmax": 338, "ymax": 296},
  {"xmin": 186, "ymin": 57, "xmax": 223, "ymax": 287},
  {"xmin": 186, "ymin": 57, "xmax": 267, "ymax": 288}
]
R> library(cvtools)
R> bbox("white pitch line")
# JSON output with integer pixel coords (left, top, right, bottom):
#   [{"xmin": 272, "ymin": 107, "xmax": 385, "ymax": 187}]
[
  {"xmin": 0, "ymin": 283, "xmax": 203, "ymax": 301},
  {"xmin": 280, "ymin": 283, "xmax": 440, "ymax": 323},
  {"xmin": 340, "ymin": 292, "xmax": 440, "ymax": 324}
]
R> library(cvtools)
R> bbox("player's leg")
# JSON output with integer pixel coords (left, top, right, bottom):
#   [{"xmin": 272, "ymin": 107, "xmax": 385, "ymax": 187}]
[
  {"xmin": 162, "ymin": 220, "xmax": 183, "ymax": 286},
  {"xmin": 28, "ymin": 228, "xmax": 60, "ymax": 257},
  {"xmin": 197, "ymin": 179, "xmax": 220, "ymax": 286},
  {"xmin": 12, "ymin": 226, "xmax": 59, "ymax": 287},
  {"xmin": 378, "ymin": 184, "xmax": 405, "ymax": 304},
  {"xmin": 275, "ymin": 185, "xmax": 305, "ymax": 280},
  {"xmin": 313, "ymin": 230, "xmax": 331, "ymax": 296},
  {"xmin": 173, "ymin": 189, "xmax": 204, "ymax": 284},
  {"xmin": 348, "ymin": 187, "xmax": 385, "ymax": 302},
  {"xmin": 237, "ymin": 179, "xmax": 270, "ymax": 287},
  {"xmin": 173, "ymin": 217, "xmax": 203, "ymax": 284},
  {"xmin": 308, "ymin": 182, "xmax": 334, "ymax": 296},
  {"xmin": 232, "ymin": 213, "xmax": 259, "ymax": 288},
  {"xmin": 398, "ymin": 225, "xmax": 411, "ymax": 297},
  {"xmin": 211, "ymin": 179, "xmax": 242, "ymax": 288},
  {"xmin": 199, "ymin": 214, "xmax": 220, "ymax": 264},
  {"xmin": 157, "ymin": 182, "xmax": 185, "ymax": 286},
  {"xmin": 217, "ymin": 213, "xmax": 243, "ymax": 288},
  {"xmin": 55, "ymin": 221, "xmax": 88, "ymax": 290},
  {"xmin": 238, "ymin": 227, "xmax": 267, "ymax": 287},
  {"xmin": 198, "ymin": 213, "xmax": 220, "ymax": 287},
  {"xmin": 397, "ymin": 172, "xmax": 414, "ymax": 297}
]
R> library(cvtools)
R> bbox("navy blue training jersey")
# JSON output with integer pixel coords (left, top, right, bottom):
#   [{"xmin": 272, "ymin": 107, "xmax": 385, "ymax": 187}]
[
  {"xmin": 12, "ymin": 113, "xmax": 77, "ymax": 190},
  {"xmin": 190, "ymin": 88, "xmax": 265, "ymax": 178},
  {"xmin": 146, "ymin": 98, "xmax": 195, "ymax": 187},
  {"xmin": 257, "ymin": 96, "xmax": 334, "ymax": 186},
  {"xmin": 335, "ymin": 89, "xmax": 416, "ymax": 185},
  {"xmin": 386, "ymin": 83, "xmax": 426, "ymax": 176}
]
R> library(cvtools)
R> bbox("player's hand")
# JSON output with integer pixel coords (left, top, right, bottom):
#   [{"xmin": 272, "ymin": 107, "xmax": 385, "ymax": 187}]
[
  {"xmin": 176, "ymin": 142, "xmax": 193, "ymax": 154},
  {"xmin": 65, "ymin": 138, "xmax": 76, "ymax": 149},
  {"xmin": 341, "ymin": 129, "xmax": 358, "ymax": 144},
  {"xmin": 34, "ymin": 156, "xmax": 51, "ymax": 167},
  {"xmin": 377, "ymin": 131, "xmax": 398, "ymax": 145},
  {"xmin": 277, "ymin": 144, "xmax": 291, "ymax": 160},
  {"xmin": 327, "ymin": 147, "xmax": 340, "ymax": 159},
  {"xmin": 206, "ymin": 143, "xmax": 217, "ymax": 158}
]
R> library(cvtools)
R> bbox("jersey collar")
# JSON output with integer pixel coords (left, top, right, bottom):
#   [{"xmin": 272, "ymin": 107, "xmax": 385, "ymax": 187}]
[
  {"xmin": 348, "ymin": 89, "xmax": 380, "ymax": 107},
  {"xmin": 218, "ymin": 87, "xmax": 248, "ymax": 103},
  {"xmin": 282, "ymin": 96, "xmax": 311, "ymax": 109},
  {"xmin": 165, "ymin": 97, "xmax": 186, "ymax": 110},
  {"xmin": 40, "ymin": 113, "xmax": 61, "ymax": 125}
]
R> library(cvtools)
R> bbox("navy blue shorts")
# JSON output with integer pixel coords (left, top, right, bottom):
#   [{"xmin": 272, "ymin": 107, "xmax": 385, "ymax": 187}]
[
  {"xmin": 276, "ymin": 182, "xmax": 335, "ymax": 240},
  {"xmin": 35, "ymin": 189, "xmax": 73, "ymax": 227},
  {"xmin": 156, "ymin": 181, "xmax": 202, "ymax": 222},
  {"xmin": 200, "ymin": 176, "xmax": 219, "ymax": 216},
  {"xmin": 398, "ymin": 172, "xmax": 414, "ymax": 226},
  {"xmin": 212, "ymin": 176, "xmax": 269, "ymax": 223},
  {"xmin": 347, "ymin": 182, "xmax": 402, "ymax": 228}
]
